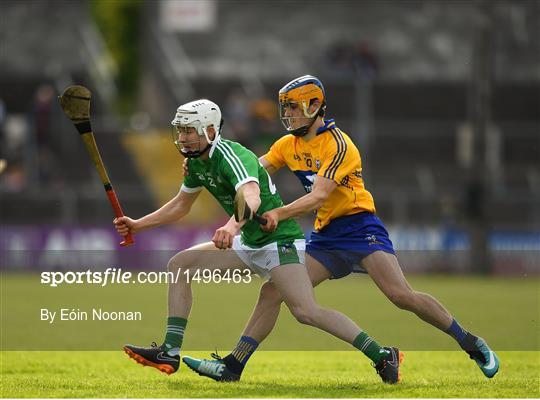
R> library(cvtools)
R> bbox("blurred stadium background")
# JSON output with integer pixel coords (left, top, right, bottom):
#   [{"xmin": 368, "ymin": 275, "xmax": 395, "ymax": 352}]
[{"xmin": 0, "ymin": 0, "xmax": 538, "ymax": 275}]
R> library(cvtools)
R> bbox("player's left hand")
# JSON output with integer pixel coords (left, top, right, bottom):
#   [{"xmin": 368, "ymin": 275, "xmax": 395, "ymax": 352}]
[
  {"xmin": 260, "ymin": 210, "xmax": 279, "ymax": 232},
  {"xmin": 212, "ymin": 224, "xmax": 236, "ymax": 249}
]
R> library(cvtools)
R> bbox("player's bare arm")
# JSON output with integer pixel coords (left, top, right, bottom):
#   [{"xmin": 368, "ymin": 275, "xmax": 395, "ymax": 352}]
[
  {"xmin": 213, "ymin": 181, "xmax": 261, "ymax": 249},
  {"xmin": 113, "ymin": 189, "xmax": 200, "ymax": 236},
  {"xmin": 261, "ymin": 176, "xmax": 336, "ymax": 232},
  {"xmin": 259, "ymin": 156, "xmax": 280, "ymax": 174},
  {"xmin": 238, "ymin": 181, "xmax": 262, "ymax": 212}
]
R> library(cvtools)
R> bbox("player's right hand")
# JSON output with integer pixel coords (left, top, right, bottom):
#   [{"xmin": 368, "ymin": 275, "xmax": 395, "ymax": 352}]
[
  {"xmin": 113, "ymin": 216, "xmax": 138, "ymax": 236},
  {"xmin": 183, "ymin": 158, "xmax": 189, "ymax": 176},
  {"xmin": 260, "ymin": 210, "xmax": 279, "ymax": 232}
]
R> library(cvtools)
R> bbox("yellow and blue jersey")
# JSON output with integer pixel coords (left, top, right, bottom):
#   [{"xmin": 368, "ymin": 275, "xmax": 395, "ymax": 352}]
[{"xmin": 263, "ymin": 119, "xmax": 376, "ymax": 231}]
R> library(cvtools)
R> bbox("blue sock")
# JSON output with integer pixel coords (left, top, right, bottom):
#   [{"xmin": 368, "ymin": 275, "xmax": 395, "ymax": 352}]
[
  {"xmin": 445, "ymin": 319, "xmax": 468, "ymax": 345},
  {"xmin": 230, "ymin": 336, "xmax": 259, "ymax": 366}
]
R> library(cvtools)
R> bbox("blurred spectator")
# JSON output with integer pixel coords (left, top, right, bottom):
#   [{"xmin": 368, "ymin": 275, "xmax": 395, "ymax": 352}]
[
  {"xmin": 326, "ymin": 42, "xmax": 352, "ymax": 71},
  {"xmin": 0, "ymin": 97, "xmax": 5, "ymax": 127},
  {"xmin": 0, "ymin": 114, "xmax": 29, "ymax": 192},
  {"xmin": 352, "ymin": 42, "xmax": 379, "ymax": 80},
  {"xmin": 30, "ymin": 84, "xmax": 64, "ymax": 188},
  {"xmin": 326, "ymin": 40, "xmax": 380, "ymax": 80},
  {"xmin": 224, "ymin": 90, "xmax": 281, "ymax": 154},
  {"xmin": 1, "ymin": 161, "xmax": 28, "ymax": 192},
  {"xmin": 33, "ymin": 84, "xmax": 55, "ymax": 147},
  {"xmin": 250, "ymin": 96, "xmax": 280, "ymax": 154},
  {"xmin": 3, "ymin": 115, "xmax": 28, "ymax": 159},
  {"xmin": 224, "ymin": 89, "xmax": 252, "ymax": 144},
  {"xmin": 37, "ymin": 147, "xmax": 64, "ymax": 190},
  {"xmin": 0, "ymin": 97, "xmax": 6, "ymax": 163}
]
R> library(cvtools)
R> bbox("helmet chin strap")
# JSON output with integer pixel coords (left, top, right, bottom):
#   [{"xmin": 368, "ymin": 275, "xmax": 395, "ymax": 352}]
[
  {"xmin": 180, "ymin": 142, "xmax": 212, "ymax": 158},
  {"xmin": 290, "ymin": 116, "xmax": 317, "ymax": 137}
]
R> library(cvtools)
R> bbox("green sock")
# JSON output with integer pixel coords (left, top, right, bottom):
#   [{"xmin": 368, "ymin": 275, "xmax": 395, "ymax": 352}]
[
  {"xmin": 164, "ymin": 317, "xmax": 187, "ymax": 351},
  {"xmin": 352, "ymin": 331, "xmax": 389, "ymax": 364}
]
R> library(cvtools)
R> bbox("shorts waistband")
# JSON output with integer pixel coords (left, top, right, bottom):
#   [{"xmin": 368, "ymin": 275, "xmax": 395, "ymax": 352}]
[{"xmin": 315, "ymin": 211, "xmax": 375, "ymax": 234}]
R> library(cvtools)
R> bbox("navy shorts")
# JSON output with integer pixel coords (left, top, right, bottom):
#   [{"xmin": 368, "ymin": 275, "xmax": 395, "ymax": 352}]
[{"xmin": 306, "ymin": 212, "xmax": 395, "ymax": 279}]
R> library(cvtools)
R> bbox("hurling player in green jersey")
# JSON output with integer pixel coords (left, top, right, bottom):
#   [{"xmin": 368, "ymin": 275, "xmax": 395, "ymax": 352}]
[{"xmin": 114, "ymin": 99, "xmax": 396, "ymax": 382}]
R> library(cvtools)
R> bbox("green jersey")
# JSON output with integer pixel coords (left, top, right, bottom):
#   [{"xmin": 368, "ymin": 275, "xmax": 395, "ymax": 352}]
[{"xmin": 181, "ymin": 137, "xmax": 304, "ymax": 247}]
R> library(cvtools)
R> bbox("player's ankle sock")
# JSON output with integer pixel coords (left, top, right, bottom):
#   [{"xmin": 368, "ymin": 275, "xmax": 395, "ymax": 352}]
[
  {"xmin": 352, "ymin": 331, "xmax": 389, "ymax": 364},
  {"xmin": 459, "ymin": 332, "xmax": 482, "ymax": 356},
  {"xmin": 163, "ymin": 316, "xmax": 187, "ymax": 354},
  {"xmin": 223, "ymin": 354, "xmax": 243, "ymax": 374},
  {"xmin": 224, "ymin": 336, "xmax": 259, "ymax": 374},
  {"xmin": 445, "ymin": 319, "xmax": 469, "ymax": 346}
]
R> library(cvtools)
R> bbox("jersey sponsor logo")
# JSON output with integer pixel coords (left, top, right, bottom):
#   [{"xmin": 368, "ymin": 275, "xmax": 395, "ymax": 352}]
[
  {"xmin": 217, "ymin": 196, "xmax": 233, "ymax": 205},
  {"xmin": 293, "ymin": 170, "xmax": 316, "ymax": 193}
]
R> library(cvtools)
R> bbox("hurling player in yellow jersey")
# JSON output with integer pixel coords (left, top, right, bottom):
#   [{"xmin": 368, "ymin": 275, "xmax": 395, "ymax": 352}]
[{"xmin": 184, "ymin": 76, "xmax": 498, "ymax": 383}]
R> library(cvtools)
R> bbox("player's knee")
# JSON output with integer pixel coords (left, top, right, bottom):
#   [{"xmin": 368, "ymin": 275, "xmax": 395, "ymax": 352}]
[
  {"xmin": 388, "ymin": 289, "xmax": 416, "ymax": 310},
  {"xmin": 258, "ymin": 281, "xmax": 282, "ymax": 305},
  {"xmin": 167, "ymin": 256, "xmax": 180, "ymax": 273},
  {"xmin": 289, "ymin": 304, "xmax": 318, "ymax": 326},
  {"xmin": 167, "ymin": 250, "xmax": 192, "ymax": 273}
]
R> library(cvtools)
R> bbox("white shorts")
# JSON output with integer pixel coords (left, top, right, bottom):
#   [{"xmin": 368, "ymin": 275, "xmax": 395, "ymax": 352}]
[{"xmin": 232, "ymin": 236, "xmax": 306, "ymax": 279}]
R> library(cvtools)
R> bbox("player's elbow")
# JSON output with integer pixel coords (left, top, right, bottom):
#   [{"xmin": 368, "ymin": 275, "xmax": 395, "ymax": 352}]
[
  {"xmin": 241, "ymin": 182, "xmax": 262, "ymax": 212},
  {"xmin": 247, "ymin": 197, "xmax": 261, "ymax": 213}
]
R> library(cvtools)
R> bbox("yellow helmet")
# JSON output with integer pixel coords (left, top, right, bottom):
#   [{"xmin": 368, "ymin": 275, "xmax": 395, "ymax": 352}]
[{"xmin": 278, "ymin": 75, "xmax": 326, "ymax": 136}]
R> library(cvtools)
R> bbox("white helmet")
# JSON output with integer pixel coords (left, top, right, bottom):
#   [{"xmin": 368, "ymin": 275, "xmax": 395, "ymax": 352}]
[{"xmin": 171, "ymin": 99, "xmax": 222, "ymax": 157}]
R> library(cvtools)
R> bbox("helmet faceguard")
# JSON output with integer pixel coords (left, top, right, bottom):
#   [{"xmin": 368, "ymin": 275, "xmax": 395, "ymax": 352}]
[
  {"xmin": 172, "ymin": 125, "xmax": 213, "ymax": 158},
  {"xmin": 278, "ymin": 75, "xmax": 326, "ymax": 137},
  {"xmin": 171, "ymin": 99, "xmax": 222, "ymax": 158}
]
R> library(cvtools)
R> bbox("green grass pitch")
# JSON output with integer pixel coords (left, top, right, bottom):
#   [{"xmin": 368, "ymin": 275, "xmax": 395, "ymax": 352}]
[
  {"xmin": 1, "ymin": 350, "xmax": 538, "ymax": 397},
  {"xmin": 1, "ymin": 273, "xmax": 539, "ymax": 397}
]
